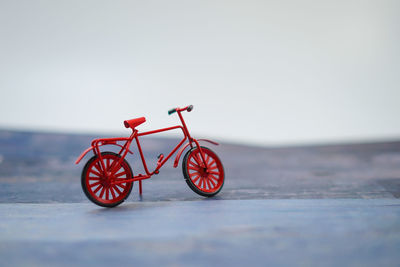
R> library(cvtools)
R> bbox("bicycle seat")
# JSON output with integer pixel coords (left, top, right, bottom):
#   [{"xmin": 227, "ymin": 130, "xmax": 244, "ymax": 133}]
[{"xmin": 124, "ymin": 117, "xmax": 146, "ymax": 129}]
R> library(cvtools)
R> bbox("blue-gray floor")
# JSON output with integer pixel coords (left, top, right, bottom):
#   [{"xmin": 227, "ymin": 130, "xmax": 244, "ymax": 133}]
[
  {"xmin": 1, "ymin": 131, "xmax": 400, "ymax": 266},
  {"xmin": 1, "ymin": 199, "xmax": 400, "ymax": 267}
]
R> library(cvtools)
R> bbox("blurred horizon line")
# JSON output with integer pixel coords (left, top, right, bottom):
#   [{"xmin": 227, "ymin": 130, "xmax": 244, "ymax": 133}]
[{"xmin": 1, "ymin": 125, "xmax": 400, "ymax": 149}]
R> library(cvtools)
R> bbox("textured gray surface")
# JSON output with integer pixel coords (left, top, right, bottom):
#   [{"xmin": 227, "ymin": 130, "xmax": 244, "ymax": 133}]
[
  {"xmin": 1, "ymin": 130, "xmax": 400, "ymax": 202},
  {"xmin": 1, "ymin": 130, "xmax": 400, "ymax": 266},
  {"xmin": 1, "ymin": 199, "xmax": 400, "ymax": 267}
]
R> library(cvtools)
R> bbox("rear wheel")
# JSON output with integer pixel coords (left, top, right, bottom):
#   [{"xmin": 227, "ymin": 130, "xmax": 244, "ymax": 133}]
[
  {"xmin": 81, "ymin": 152, "xmax": 133, "ymax": 207},
  {"xmin": 182, "ymin": 146, "xmax": 224, "ymax": 197}
]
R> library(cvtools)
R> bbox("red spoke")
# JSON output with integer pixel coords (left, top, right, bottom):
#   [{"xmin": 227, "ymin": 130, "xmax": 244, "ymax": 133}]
[
  {"xmin": 114, "ymin": 171, "xmax": 127, "ymax": 178},
  {"xmin": 202, "ymin": 178, "xmax": 207, "ymax": 189},
  {"xmin": 188, "ymin": 166, "xmax": 199, "ymax": 172},
  {"xmin": 190, "ymin": 157, "xmax": 200, "ymax": 165},
  {"xmin": 90, "ymin": 181, "xmax": 101, "ymax": 188},
  {"xmin": 94, "ymin": 162, "xmax": 103, "ymax": 173},
  {"xmin": 192, "ymin": 154, "xmax": 201, "ymax": 166},
  {"xmin": 210, "ymin": 174, "xmax": 219, "ymax": 182},
  {"xmin": 209, "ymin": 171, "xmax": 219, "ymax": 175},
  {"xmin": 208, "ymin": 159, "xmax": 216, "ymax": 167},
  {"xmin": 206, "ymin": 178, "xmax": 212, "ymax": 189},
  {"xmin": 208, "ymin": 177, "xmax": 216, "ymax": 187},
  {"xmin": 109, "ymin": 159, "xmax": 116, "ymax": 170},
  {"xmin": 88, "ymin": 176, "xmax": 100, "ymax": 180},
  {"xmin": 105, "ymin": 188, "xmax": 110, "ymax": 200},
  {"xmin": 109, "ymin": 159, "xmax": 113, "ymax": 170},
  {"xmin": 93, "ymin": 184, "xmax": 102, "ymax": 194},
  {"xmin": 89, "ymin": 169, "xmax": 101, "ymax": 177},
  {"xmin": 192, "ymin": 175, "xmax": 200, "ymax": 184},
  {"xmin": 190, "ymin": 173, "xmax": 200, "ymax": 179},
  {"xmin": 196, "ymin": 177, "xmax": 201, "ymax": 187},
  {"xmin": 189, "ymin": 171, "xmax": 200, "ymax": 177},
  {"xmin": 198, "ymin": 152, "xmax": 207, "ymax": 164},
  {"xmin": 113, "ymin": 185, "xmax": 122, "ymax": 194},
  {"xmin": 197, "ymin": 153, "xmax": 205, "ymax": 164},
  {"xmin": 110, "ymin": 186, "xmax": 116, "ymax": 199},
  {"xmin": 111, "ymin": 167, "xmax": 124, "ymax": 177},
  {"xmin": 99, "ymin": 187, "xmax": 106, "ymax": 198},
  {"xmin": 208, "ymin": 166, "xmax": 218, "ymax": 171},
  {"xmin": 205, "ymin": 154, "xmax": 210, "ymax": 164},
  {"xmin": 189, "ymin": 167, "xmax": 199, "ymax": 173},
  {"xmin": 188, "ymin": 160, "xmax": 199, "ymax": 168},
  {"xmin": 210, "ymin": 173, "xmax": 219, "ymax": 179},
  {"xmin": 117, "ymin": 183, "xmax": 126, "ymax": 189},
  {"xmin": 207, "ymin": 167, "xmax": 218, "ymax": 172},
  {"xmin": 199, "ymin": 178, "xmax": 205, "ymax": 188},
  {"xmin": 106, "ymin": 158, "xmax": 110, "ymax": 169}
]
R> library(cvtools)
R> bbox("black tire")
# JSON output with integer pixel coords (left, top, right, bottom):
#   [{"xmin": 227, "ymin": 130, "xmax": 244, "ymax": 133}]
[
  {"xmin": 81, "ymin": 151, "xmax": 133, "ymax": 208},
  {"xmin": 182, "ymin": 146, "xmax": 225, "ymax": 197}
]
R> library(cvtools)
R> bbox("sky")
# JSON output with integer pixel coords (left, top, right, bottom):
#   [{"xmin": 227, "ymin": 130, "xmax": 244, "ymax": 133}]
[{"xmin": 0, "ymin": 0, "xmax": 399, "ymax": 146}]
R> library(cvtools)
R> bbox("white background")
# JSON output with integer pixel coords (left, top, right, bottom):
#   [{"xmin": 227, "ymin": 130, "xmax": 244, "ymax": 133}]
[{"xmin": 1, "ymin": 0, "xmax": 399, "ymax": 145}]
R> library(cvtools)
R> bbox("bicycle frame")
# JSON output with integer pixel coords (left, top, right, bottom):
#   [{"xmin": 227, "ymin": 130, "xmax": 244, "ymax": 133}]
[{"xmin": 75, "ymin": 107, "xmax": 218, "ymax": 194}]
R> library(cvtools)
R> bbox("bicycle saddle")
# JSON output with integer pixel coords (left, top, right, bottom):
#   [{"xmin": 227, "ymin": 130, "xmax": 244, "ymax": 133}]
[{"xmin": 124, "ymin": 117, "xmax": 146, "ymax": 129}]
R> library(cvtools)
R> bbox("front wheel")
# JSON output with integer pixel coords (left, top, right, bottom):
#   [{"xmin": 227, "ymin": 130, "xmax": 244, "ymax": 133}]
[
  {"xmin": 81, "ymin": 152, "xmax": 133, "ymax": 207},
  {"xmin": 182, "ymin": 146, "xmax": 225, "ymax": 197}
]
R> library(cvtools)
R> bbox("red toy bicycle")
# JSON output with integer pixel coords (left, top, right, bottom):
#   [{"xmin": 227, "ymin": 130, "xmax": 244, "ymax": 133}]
[{"xmin": 76, "ymin": 105, "xmax": 224, "ymax": 207}]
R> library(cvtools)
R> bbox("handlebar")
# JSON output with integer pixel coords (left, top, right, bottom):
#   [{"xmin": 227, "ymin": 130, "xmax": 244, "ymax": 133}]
[
  {"xmin": 168, "ymin": 105, "xmax": 193, "ymax": 115},
  {"xmin": 168, "ymin": 108, "xmax": 177, "ymax": 115}
]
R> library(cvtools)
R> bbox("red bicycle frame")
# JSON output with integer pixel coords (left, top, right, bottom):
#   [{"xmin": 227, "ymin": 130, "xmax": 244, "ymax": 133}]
[{"xmin": 75, "ymin": 105, "xmax": 218, "ymax": 195}]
